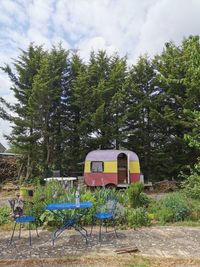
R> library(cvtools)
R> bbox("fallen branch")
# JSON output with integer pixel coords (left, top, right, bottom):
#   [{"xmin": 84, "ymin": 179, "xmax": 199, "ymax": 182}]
[{"xmin": 115, "ymin": 246, "xmax": 139, "ymax": 254}]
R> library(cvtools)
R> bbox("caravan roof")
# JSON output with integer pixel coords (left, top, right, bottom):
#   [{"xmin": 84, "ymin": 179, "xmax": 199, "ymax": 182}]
[{"xmin": 85, "ymin": 149, "xmax": 139, "ymax": 161}]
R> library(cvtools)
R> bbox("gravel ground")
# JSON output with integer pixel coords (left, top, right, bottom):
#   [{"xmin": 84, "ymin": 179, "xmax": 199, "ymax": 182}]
[{"xmin": 1, "ymin": 226, "xmax": 200, "ymax": 260}]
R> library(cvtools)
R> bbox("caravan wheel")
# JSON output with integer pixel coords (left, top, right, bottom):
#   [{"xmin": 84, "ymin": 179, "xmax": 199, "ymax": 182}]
[{"xmin": 105, "ymin": 184, "xmax": 116, "ymax": 189}]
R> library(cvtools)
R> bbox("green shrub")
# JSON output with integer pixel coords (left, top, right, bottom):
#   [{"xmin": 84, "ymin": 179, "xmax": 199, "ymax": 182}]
[
  {"xmin": 183, "ymin": 163, "xmax": 200, "ymax": 199},
  {"xmin": 26, "ymin": 183, "xmax": 151, "ymax": 228},
  {"xmin": 40, "ymin": 210, "xmax": 65, "ymax": 228},
  {"xmin": 127, "ymin": 182, "xmax": 150, "ymax": 208},
  {"xmin": 126, "ymin": 207, "xmax": 151, "ymax": 228},
  {"xmin": 27, "ymin": 180, "xmax": 75, "ymax": 226},
  {"xmin": 185, "ymin": 198, "xmax": 200, "ymax": 221},
  {"xmin": 31, "ymin": 183, "xmax": 121, "ymax": 227},
  {"xmin": 139, "ymin": 193, "xmax": 151, "ymax": 207},
  {"xmin": 160, "ymin": 193, "xmax": 190, "ymax": 222},
  {"xmin": 117, "ymin": 189, "xmax": 129, "ymax": 207},
  {"xmin": 94, "ymin": 187, "xmax": 118, "ymax": 204},
  {"xmin": 156, "ymin": 207, "xmax": 174, "ymax": 225},
  {"xmin": 0, "ymin": 207, "xmax": 11, "ymax": 225}
]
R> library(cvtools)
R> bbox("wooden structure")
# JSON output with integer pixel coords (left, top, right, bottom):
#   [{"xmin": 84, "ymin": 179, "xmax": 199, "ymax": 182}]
[{"xmin": 44, "ymin": 177, "xmax": 77, "ymax": 188}]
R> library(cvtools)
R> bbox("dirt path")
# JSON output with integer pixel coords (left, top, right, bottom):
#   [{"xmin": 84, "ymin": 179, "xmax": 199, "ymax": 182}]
[
  {"xmin": 0, "ymin": 191, "xmax": 14, "ymax": 207},
  {"xmin": 0, "ymin": 226, "xmax": 200, "ymax": 266}
]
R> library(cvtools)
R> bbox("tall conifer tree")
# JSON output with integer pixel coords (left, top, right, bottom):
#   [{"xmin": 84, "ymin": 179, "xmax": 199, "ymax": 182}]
[{"xmin": 1, "ymin": 44, "xmax": 45, "ymax": 179}]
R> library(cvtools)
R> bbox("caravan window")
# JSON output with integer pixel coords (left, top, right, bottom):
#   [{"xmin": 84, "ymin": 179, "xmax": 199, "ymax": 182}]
[{"xmin": 91, "ymin": 161, "xmax": 104, "ymax": 172}]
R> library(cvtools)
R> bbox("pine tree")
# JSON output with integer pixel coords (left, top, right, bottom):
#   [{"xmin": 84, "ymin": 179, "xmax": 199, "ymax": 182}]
[
  {"xmin": 1, "ymin": 38, "xmax": 199, "ymax": 182},
  {"xmin": 153, "ymin": 37, "xmax": 200, "ymax": 179},
  {"xmin": 88, "ymin": 51, "xmax": 127, "ymax": 149},
  {"xmin": 29, "ymin": 45, "xmax": 69, "ymax": 176},
  {"xmin": 124, "ymin": 56, "xmax": 159, "ymax": 181},
  {"xmin": 1, "ymin": 44, "xmax": 45, "ymax": 180},
  {"xmin": 61, "ymin": 53, "xmax": 89, "ymax": 175}
]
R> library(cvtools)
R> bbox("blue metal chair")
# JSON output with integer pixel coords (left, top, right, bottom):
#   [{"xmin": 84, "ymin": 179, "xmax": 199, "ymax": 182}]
[
  {"xmin": 91, "ymin": 198, "xmax": 118, "ymax": 241},
  {"xmin": 9, "ymin": 198, "xmax": 39, "ymax": 246}
]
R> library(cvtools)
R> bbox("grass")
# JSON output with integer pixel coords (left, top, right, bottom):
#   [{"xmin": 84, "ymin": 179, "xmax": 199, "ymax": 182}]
[
  {"xmin": 1, "ymin": 255, "xmax": 200, "ymax": 267},
  {"xmin": 168, "ymin": 220, "xmax": 200, "ymax": 227},
  {"xmin": 0, "ymin": 222, "xmax": 13, "ymax": 231}
]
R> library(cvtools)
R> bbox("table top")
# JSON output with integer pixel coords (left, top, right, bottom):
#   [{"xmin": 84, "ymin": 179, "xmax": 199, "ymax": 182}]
[
  {"xmin": 46, "ymin": 201, "xmax": 93, "ymax": 210},
  {"xmin": 44, "ymin": 177, "xmax": 77, "ymax": 181}
]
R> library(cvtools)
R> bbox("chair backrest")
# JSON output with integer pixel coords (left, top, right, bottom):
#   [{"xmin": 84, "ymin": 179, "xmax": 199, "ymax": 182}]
[
  {"xmin": 110, "ymin": 198, "xmax": 118, "ymax": 215},
  {"xmin": 102, "ymin": 198, "xmax": 118, "ymax": 216},
  {"xmin": 8, "ymin": 198, "xmax": 24, "ymax": 219}
]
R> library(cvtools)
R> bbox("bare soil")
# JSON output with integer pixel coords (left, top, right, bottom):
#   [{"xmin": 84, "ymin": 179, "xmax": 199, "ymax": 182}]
[{"xmin": 0, "ymin": 226, "xmax": 200, "ymax": 266}]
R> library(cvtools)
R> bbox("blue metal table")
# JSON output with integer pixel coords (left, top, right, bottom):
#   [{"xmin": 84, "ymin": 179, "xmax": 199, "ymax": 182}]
[{"xmin": 46, "ymin": 201, "xmax": 92, "ymax": 245}]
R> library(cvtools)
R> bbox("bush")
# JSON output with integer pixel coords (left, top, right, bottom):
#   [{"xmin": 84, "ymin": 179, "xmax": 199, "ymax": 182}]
[
  {"xmin": 127, "ymin": 182, "xmax": 150, "ymax": 208},
  {"xmin": 28, "ymin": 180, "xmax": 76, "ymax": 226},
  {"xmin": 31, "ymin": 182, "xmax": 121, "ymax": 227},
  {"xmin": 185, "ymin": 198, "xmax": 200, "ymax": 221},
  {"xmin": 0, "ymin": 207, "xmax": 11, "ymax": 225},
  {"xmin": 126, "ymin": 207, "xmax": 151, "ymax": 228},
  {"xmin": 40, "ymin": 210, "xmax": 64, "ymax": 228},
  {"xmin": 94, "ymin": 187, "xmax": 118, "ymax": 204},
  {"xmin": 159, "ymin": 193, "xmax": 190, "ymax": 222},
  {"xmin": 156, "ymin": 207, "xmax": 174, "ymax": 224},
  {"xmin": 23, "ymin": 182, "xmax": 151, "ymax": 229},
  {"xmin": 117, "ymin": 189, "xmax": 129, "ymax": 207},
  {"xmin": 183, "ymin": 162, "xmax": 200, "ymax": 199}
]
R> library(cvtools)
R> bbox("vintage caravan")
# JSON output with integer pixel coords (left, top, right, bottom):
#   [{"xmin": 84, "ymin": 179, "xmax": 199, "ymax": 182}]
[{"xmin": 84, "ymin": 149, "xmax": 140, "ymax": 187}]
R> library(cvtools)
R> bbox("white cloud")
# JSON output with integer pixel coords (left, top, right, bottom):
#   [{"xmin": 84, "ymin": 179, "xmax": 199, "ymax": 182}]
[
  {"xmin": 51, "ymin": 36, "xmax": 70, "ymax": 50},
  {"xmin": 77, "ymin": 36, "xmax": 117, "ymax": 60},
  {"xmin": 0, "ymin": 0, "xmax": 28, "ymax": 27},
  {"xmin": 53, "ymin": 0, "xmax": 156, "ymax": 58},
  {"xmin": 27, "ymin": 28, "xmax": 51, "ymax": 47},
  {"xmin": 0, "ymin": 119, "xmax": 12, "ymax": 149},
  {"xmin": 0, "ymin": 74, "xmax": 12, "ymax": 96},
  {"xmin": 133, "ymin": 0, "xmax": 200, "ymax": 60},
  {"xmin": 28, "ymin": 0, "xmax": 54, "ymax": 34}
]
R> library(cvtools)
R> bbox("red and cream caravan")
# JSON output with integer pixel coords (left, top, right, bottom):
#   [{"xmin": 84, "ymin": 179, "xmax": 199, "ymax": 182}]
[{"xmin": 84, "ymin": 150, "xmax": 140, "ymax": 187}]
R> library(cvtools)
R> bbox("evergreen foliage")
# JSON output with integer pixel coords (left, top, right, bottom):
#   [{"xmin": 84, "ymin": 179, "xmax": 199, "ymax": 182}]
[{"xmin": 0, "ymin": 36, "xmax": 200, "ymax": 182}]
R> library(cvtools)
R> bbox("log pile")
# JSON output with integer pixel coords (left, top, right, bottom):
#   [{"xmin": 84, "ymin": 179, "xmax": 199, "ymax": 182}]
[
  {"xmin": 0, "ymin": 156, "xmax": 18, "ymax": 183},
  {"xmin": 153, "ymin": 179, "xmax": 179, "ymax": 193}
]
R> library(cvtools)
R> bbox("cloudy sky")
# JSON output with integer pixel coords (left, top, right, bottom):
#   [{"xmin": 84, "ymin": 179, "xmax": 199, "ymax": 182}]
[{"xmin": 0, "ymin": 0, "xmax": 200, "ymax": 148}]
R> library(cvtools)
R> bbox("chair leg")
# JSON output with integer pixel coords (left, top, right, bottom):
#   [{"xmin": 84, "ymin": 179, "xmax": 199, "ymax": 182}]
[
  {"xmin": 35, "ymin": 223, "xmax": 39, "ymax": 237},
  {"xmin": 9, "ymin": 221, "xmax": 17, "ymax": 245},
  {"xmin": 90, "ymin": 217, "xmax": 95, "ymax": 236},
  {"xmin": 18, "ymin": 223, "xmax": 21, "ymax": 239},
  {"xmin": 112, "ymin": 218, "xmax": 118, "ymax": 238},
  {"xmin": 29, "ymin": 222, "xmax": 32, "ymax": 246},
  {"xmin": 52, "ymin": 232, "xmax": 55, "ymax": 246},
  {"xmin": 99, "ymin": 220, "xmax": 102, "ymax": 241},
  {"xmin": 90, "ymin": 224, "xmax": 93, "ymax": 236}
]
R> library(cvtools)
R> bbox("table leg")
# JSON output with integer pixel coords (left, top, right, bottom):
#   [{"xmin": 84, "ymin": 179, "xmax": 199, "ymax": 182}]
[
  {"xmin": 52, "ymin": 218, "xmax": 75, "ymax": 246},
  {"xmin": 73, "ymin": 225, "xmax": 88, "ymax": 244},
  {"xmin": 47, "ymin": 206, "xmax": 91, "ymax": 246}
]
